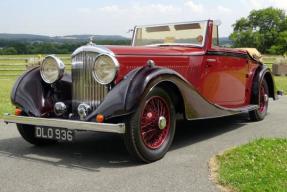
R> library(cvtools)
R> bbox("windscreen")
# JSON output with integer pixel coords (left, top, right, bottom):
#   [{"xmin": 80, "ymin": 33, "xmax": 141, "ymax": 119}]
[{"xmin": 133, "ymin": 21, "xmax": 208, "ymax": 47}]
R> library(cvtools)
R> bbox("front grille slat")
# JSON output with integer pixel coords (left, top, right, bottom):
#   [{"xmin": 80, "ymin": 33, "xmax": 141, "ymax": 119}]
[{"xmin": 72, "ymin": 52, "xmax": 107, "ymax": 113}]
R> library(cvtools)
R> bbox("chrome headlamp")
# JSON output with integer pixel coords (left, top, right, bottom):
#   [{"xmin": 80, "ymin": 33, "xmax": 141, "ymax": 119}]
[
  {"xmin": 92, "ymin": 54, "xmax": 119, "ymax": 85},
  {"xmin": 40, "ymin": 55, "xmax": 65, "ymax": 84}
]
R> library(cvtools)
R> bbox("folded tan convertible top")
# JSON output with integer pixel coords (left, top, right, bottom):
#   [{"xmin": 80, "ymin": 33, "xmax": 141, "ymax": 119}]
[{"xmin": 236, "ymin": 48, "xmax": 263, "ymax": 62}]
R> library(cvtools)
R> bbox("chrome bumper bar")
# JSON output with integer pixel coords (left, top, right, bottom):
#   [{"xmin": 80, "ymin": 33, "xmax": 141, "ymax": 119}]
[{"xmin": 3, "ymin": 114, "xmax": 125, "ymax": 134}]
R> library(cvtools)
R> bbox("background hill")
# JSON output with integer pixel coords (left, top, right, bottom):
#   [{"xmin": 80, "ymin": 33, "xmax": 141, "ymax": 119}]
[
  {"xmin": 0, "ymin": 34, "xmax": 131, "ymax": 55},
  {"xmin": 0, "ymin": 33, "xmax": 233, "ymax": 55},
  {"xmin": 0, "ymin": 33, "xmax": 129, "ymax": 42}
]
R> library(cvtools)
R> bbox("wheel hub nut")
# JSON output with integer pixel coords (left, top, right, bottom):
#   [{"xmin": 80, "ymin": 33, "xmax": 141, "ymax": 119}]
[
  {"xmin": 147, "ymin": 112, "xmax": 153, "ymax": 119},
  {"xmin": 158, "ymin": 116, "xmax": 167, "ymax": 130}
]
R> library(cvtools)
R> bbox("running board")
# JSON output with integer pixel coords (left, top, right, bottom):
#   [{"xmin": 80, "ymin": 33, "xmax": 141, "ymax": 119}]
[{"xmin": 219, "ymin": 104, "xmax": 258, "ymax": 113}]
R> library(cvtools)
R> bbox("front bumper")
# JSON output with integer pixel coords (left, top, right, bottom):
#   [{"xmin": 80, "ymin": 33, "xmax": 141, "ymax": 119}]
[{"xmin": 3, "ymin": 113, "xmax": 125, "ymax": 134}]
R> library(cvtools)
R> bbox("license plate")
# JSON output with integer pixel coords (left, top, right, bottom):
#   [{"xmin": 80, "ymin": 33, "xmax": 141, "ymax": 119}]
[{"xmin": 35, "ymin": 127, "xmax": 74, "ymax": 142}]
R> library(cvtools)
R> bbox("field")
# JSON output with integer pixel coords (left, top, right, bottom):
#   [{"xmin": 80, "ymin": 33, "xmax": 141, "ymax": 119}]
[{"xmin": 0, "ymin": 54, "xmax": 286, "ymax": 118}]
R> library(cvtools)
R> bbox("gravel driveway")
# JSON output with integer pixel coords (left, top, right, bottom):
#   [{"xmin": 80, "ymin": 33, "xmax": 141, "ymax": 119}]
[{"xmin": 0, "ymin": 96, "xmax": 286, "ymax": 192}]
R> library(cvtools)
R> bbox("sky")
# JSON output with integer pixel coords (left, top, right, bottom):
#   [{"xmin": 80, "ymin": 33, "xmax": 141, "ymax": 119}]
[{"xmin": 0, "ymin": 0, "xmax": 286, "ymax": 38}]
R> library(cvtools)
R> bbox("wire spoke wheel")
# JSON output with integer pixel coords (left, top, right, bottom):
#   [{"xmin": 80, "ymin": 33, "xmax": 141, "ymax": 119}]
[
  {"xmin": 124, "ymin": 87, "xmax": 176, "ymax": 163},
  {"xmin": 249, "ymin": 79, "xmax": 269, "ymax": 121},
  {"xmin": 259, "ymin": 83, "xmax": 268, "ymax": 113},
  {"xmin": 140, "ymin": 96, "xmax": 170, "ymax": 149}
]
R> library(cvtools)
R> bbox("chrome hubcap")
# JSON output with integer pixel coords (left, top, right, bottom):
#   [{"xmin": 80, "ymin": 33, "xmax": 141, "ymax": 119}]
[{"xmin": 158, "ymin": 116, "xmax": 167, "ymax": 130}]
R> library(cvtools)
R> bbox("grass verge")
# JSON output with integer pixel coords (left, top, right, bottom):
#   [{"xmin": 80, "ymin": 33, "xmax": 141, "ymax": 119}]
[
  {"xmin": 0, "ymin": 78, "xmax": 16, "ymax": 118},
  {"xmin": 211, "ymin": 138, "xmax": 287, "ymax": 192},
  {"xmin": 274, "ymin": 76, "xmax": 287, "ymax": 93}
]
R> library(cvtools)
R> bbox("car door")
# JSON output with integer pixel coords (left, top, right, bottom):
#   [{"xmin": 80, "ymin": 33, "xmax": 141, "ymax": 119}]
[{"xmin": 200, "ymin": 47, "xmax": 249, "ymax": 108}]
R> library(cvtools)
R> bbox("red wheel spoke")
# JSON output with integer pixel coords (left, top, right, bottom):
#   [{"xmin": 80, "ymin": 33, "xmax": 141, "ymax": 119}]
[
  {"xmin": 142, "ymin": 128, "xmax": 157, "ymax": 136},
  {"xmin": 155, "ymin": 101, "xmax": 159, "ymax": 114},
  {"xmin": 144, "ymin": 130, "xmax": 157, "ymax": 143},
  {"xmin": 259, "ymin": 82, "xmax": 267, "ymax": 113},
  {"xmin": 141, "ymin": 121, "xmax": 154, "ymax": 128}
]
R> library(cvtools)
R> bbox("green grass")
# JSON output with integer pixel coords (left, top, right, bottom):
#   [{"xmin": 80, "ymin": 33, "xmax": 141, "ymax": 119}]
[
  {"xmin": 217, "ymin": 138, "xmax": 287, "ymax": 192},
  {"xmin": 275, "ymin": 76, "xmax": 287, "ymax": 93},
  {"xmin": 0, "ymin": 54, "xmax": 70, "ymax": 59},
  {"xmin": 0, "ymin": 78, "xmax": 16, "ymax": 118},
  {"xmin": 261, "ymin": 55, "xmax": 287, "ymax": 93}
]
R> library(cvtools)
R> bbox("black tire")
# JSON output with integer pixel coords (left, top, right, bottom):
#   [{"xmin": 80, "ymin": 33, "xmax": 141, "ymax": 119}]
[
  {"xmin": 124, "ymin": 87, "xmax": 176, "ymax": 163},
  {"xmin": 249, "ymin": 79, "xmax": 269, "ymax": 121},
  {"xmin": 17, "ymin": 124, "xmax": 57, "ymax": 146}
]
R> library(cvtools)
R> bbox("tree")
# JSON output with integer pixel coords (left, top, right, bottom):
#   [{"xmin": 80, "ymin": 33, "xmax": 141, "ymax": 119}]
[
  {"xmin": 230, "ymin": 7, "xmax": 287, "ymax": 55},
  {"xmin": 0, "ymin": 39, "xmax": 131, "ymax": 55},
  {"xmin": 1, "ymin": 47, "xmax": 18, "ymax": 55}
]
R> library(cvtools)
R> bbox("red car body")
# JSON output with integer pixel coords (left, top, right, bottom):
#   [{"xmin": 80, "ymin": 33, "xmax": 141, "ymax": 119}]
[
  {"xmin": 4, "ymin": 20, "xmax": 277, "ymax": 163},
  {"xmin": 108, "ymin": 20, "xmax": 274, "ymax": 108}
]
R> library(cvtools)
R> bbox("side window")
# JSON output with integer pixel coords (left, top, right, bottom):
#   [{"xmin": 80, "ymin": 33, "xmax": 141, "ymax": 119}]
[{"xmin": 212, "ymin": 25, "xmax": 219, "ymax": 47}]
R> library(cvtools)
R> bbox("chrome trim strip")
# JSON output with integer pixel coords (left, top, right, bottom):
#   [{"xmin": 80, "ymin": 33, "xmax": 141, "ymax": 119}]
[{"xmin": 3, "ymin": 114, "xmax": 125, "ymax": 134}]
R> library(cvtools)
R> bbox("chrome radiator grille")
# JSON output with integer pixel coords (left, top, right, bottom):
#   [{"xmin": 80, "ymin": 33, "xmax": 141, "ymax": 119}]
[{"xmin": 72, "ymin": 52, "xmax": 108, "ymax": 111}]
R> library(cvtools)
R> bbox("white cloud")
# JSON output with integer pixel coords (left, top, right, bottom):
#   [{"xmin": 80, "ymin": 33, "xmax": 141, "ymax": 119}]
[
  {"xmin": 99, "ymin": 4, "xmax": 180, "ymax": 15},
  {"xmin": 184, "ymin": 1, "xmax": 203, "ymax": 13},
  {"xmin": 246, "ymin": 0, "xmax": 287, "ymax": 10},
  {"xmin": 91, "ymin": 2, "xmax": 237, "ymax": 36},
  {"xmin": 77, "ymin": 8, "xmax": 92, "ymax": 14},
  {"xmin": 99, "ymin": 5, "xmax": 121, "ymax": 13},
  {"xmin": 130, "ymin": 4, "xmax": 180, "ymax": 15},
  {"xmin": 248, "ymin": 0, "xmax": 265, "ymax": 9},
  {"xmin": 268, "ymin": 0, "xmax": 287, "ymax": 10},
  {"xmin": 148, "ymin": 4, "xmax": 179, "ymax": 13},
  {"xmin": 48, "ymin": 0, "xmax": 286, "ymax": 37},
  {"xmin": 217, "ymin": 5, "xmax": 232, "ymax": 14}
]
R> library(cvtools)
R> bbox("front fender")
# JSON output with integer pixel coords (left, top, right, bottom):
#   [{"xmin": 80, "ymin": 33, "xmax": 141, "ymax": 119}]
[
  {"xmin": 86, "ymin": 66, "xmax": 145, "ymax": 121},
  {"xmin": 11, "ymin": 67, "xmax": 71, "ymax": 117},
  {"xmin": 87, "ymin": 66, "xmax": 181, "ymax": 121}
]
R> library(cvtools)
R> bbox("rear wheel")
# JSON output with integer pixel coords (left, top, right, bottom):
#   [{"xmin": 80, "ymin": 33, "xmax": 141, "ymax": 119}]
[
  {"xmin": 124, "ymin": 87, "xmax": 176, "ymax": 163},
  {"xmin": 249, "ymin": 79, "xmax": 269, "ymax": 121},
  {"xmin": 17, "ymin": 124, "xmax": 57, "ymax": 146}
]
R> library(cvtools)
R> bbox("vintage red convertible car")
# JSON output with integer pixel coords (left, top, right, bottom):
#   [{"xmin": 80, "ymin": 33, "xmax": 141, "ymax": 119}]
[{"xmin": 4, "ymin": 20, "xmax": 277, "ymax": 163}]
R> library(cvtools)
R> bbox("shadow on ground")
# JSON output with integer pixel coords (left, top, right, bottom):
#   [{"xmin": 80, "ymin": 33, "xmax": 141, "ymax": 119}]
[{"xmin": 0, "ymin": 114, "xmax": 249, "ymax": 171}]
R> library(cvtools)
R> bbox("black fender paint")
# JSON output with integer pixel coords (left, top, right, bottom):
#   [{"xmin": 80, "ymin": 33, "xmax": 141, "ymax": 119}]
[
  {"xmin": 250, "ymin": 64, "xmax": 278, "ymax": 105},
  {"xmin": 11, "ymin": 67, "xmax": 72, "ymax": 117},
  {"xmin": 86, "ymin": 66, "xmax": 257, "ymax": 122}
]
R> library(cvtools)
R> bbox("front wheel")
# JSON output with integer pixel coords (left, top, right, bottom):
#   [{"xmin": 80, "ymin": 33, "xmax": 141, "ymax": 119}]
[
  {"xmin": 124, "ymin": 87, "xmax": 176, "ymax": 163},
  {"xmin": 249, "ymin": 79, "xmax": 269, "ymax": 121}
]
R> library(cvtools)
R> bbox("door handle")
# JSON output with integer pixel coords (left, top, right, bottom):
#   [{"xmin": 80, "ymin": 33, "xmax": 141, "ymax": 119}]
[
  {"xmin": 206, "ymin": 59, "xmax": 217, "ymax": 68},
  {"xmin": 207, "ymin": 59, "xmax": 217, "ymax": 62}
]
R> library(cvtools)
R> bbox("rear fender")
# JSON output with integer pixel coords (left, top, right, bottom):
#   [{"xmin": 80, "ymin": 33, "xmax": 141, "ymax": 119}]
[{"xmin": 251, "ymin": 65, "xmax": 278, "ymax": 105}]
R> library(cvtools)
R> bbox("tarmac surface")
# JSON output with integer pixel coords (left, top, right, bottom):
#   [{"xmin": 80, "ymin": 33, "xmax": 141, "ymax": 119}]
[{"xmin": 0, "ymin": 96, "xmax": 286, "ymax": 192}]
